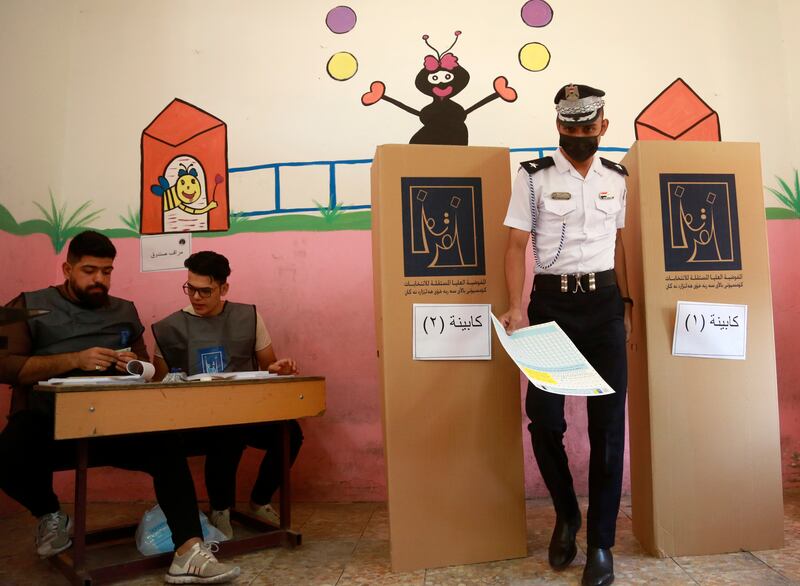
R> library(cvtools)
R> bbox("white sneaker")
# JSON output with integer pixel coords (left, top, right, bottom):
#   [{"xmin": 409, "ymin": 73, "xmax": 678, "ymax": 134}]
[
  {"xmin": 165, "ymin": 541, "xmax": 240, "ymax": 584},
  {"xmin": 249, "ymin": 502, "xmax": 280, "ymax": 526},
  {"xmin": 35, "ymin": 511, "xmax": 73, "ymax": 558},
  {"xmin": 208, "ymin": 509, "xmax": 234, "ymax": 540}
]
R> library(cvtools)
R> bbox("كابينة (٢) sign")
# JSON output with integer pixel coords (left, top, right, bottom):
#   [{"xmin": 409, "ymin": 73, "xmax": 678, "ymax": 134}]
[{"xmin": 412, "ymin": 304, "xmax": 491, "ymax": 360}]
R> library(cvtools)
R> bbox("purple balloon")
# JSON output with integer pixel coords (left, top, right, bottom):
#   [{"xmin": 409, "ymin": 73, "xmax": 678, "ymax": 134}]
[
  {"xmin": 326, "ymin": 6, "xmax": 357, "ymax": 34},
  {"xmin": 521, "ymin": 0, "xmax": 553, "ymax": 28}
]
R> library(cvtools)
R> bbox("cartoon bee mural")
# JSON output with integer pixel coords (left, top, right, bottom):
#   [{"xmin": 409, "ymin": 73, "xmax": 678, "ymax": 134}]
[{"xmin": 150, "ymin": 157, "xmax": 218, "ymax": 232}]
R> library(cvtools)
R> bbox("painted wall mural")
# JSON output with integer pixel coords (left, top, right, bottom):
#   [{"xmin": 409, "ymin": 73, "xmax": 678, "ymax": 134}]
[
  {"xmin": 325, "ymin": 6, "xmax": 359, "ymax": 81},
  {"xmin": 635, "ymin": 78, "xmax": 721, "ymax": 141},
  {"xmin": 140, "ymin": 99, "xmax": 230, "ymax": 235},
  {"xmin": 0, "ymin": 1, "xmax": 795, "ymax": 260},
  {"xmin": 518, "ymin": 0, "xmax": 553, "ymax": 72},
  {"xmin": 766, "ymin": 170, "xmax": 800, "ymax": 220},
  {"xmin": 361, "ymin": 32, "xmax": 517, "ymax": 145}
]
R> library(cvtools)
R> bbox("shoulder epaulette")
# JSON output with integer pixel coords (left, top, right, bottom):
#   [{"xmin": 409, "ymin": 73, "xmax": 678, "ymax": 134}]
[
  {"xmin": 520, "ymin": 156, "xmax": 555, "ymax": 175},
  {"xmin": 600, "ymin": 158, "xmax": 628, "ymax": 176}
]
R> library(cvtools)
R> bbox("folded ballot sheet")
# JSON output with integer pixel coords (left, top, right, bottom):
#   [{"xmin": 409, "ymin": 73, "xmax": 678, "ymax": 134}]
[{"xmin": 491, "ymin": 314, "xmax": 614, "ymax": 396}]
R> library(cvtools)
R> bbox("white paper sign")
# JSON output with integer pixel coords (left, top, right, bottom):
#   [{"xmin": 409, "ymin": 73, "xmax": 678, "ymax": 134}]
[
  {"xmin": 672, "ymin": 301, "xmax": 748, "ymax": 360},
  {"xmin": 140, "ymin": 233, "xmax": 192, "ymax": 272},
  {"xmin": 412, "ymin": 304, "xmax": 491, "ymax": 360}
]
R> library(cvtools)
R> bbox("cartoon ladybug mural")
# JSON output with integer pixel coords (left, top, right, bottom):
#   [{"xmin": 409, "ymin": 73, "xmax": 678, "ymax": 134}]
[{"xmin": 361, "ymin": 31, "xmax": 517, "ymax": 145}]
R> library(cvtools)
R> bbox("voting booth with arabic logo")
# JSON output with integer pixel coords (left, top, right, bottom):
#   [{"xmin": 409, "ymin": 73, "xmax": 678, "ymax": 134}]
[
  {"xmin": 621, "ymin": 141, "xmax": 783, "ymax": 556},
  {"xmin": 371, "ymin": 144, "xmax": 527, "ymax": 571}
]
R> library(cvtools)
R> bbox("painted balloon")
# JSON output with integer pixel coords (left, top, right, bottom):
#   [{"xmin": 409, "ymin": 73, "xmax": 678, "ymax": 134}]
[
  {"xmin": 518, "ymin": 42, "xmax": 551, "ymax": 72},
  {"xmin": 326, "ymin": 6, "xmax": 357, "ymax": 34},
  {"xmin": 327, "ymin": 51, "xmax": 358, "ymax": 81},
  {"xmin": 521, "ymin": 0, "xmax": 553, "ymax": 27}
]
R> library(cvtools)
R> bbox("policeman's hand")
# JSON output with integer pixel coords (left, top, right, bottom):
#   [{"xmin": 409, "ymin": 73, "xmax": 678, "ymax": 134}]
[
  {"xmin": 499, "ymin": 308, "xmax": 526, "ymax": 335},
  {"xmin": 75, "ymin": 347, "xmax": 119, "ymax": 372},
  {"xmin": 624, "ymin": 305, "xmax": 633, "ymax": 342},
  {"xmin": 114, "ymin": 351, "xmax": 138, "ymax": 373},
  {"xmin": 268, "ymin": 358, "xmax": 298, "ymax": 376}
]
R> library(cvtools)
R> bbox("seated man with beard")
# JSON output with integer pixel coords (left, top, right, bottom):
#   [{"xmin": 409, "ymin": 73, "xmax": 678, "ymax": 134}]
[{"xmin": 0, "ymin": 231, "xmax": 239, "ymax": 584}]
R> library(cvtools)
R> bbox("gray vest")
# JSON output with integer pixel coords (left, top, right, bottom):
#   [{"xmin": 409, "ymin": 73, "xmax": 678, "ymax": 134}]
[
  {"xmin": 15, "ymin": 286, "xmax": 144, "ymax": 413},
  {"xmin": 152, "ymin": 302, "xmax": 257, "ymax": 376}
]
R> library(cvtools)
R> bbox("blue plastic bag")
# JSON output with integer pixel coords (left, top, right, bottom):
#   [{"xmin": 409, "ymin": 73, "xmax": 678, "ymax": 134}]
[{"xmin": 135, "ymin": 504, "xmax": 229, "ymax": 556}]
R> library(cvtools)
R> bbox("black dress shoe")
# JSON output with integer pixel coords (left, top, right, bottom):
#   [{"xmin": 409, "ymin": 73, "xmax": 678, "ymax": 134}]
[
  {"xmin": 548, "ymin": 513, "xmax": 581, "ymax": 570},
  {"xmin": 582, "ymin": 547, "xmax": 614, "ymax": 586}
]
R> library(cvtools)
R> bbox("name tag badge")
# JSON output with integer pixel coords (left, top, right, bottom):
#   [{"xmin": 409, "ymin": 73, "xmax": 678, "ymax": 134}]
[
  {"xmin": 599, "ymin": 192, "xmax": 615, "ymax": 200},
  {"xmin": 551, "ymin": 192, "xmax": 571, "ymax": 200}
]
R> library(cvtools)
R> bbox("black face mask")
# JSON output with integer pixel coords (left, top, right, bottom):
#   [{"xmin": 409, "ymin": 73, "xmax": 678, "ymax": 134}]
[{"xmin": 559, "ymin": 133, "xmax": 600, "ymax": 162}]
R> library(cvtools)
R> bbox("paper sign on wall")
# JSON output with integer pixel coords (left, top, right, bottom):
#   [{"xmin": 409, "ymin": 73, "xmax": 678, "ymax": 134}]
[
  {"xmin": 412, "ymin": 304, "xmax": 491, "ymax": 360},
  {"xmin": 140, "ymin": 233, "xmax": 192, "ymax": 272},
  {"xmin": 672, "ymin": 301, "xmax": 747, "ymax": 360}
]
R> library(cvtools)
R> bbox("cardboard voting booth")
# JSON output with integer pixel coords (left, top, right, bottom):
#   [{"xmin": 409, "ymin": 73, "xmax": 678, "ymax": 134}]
[
  {"xmin": 621, "ymin": 141, "xmax": 783, "ymax": 557},
  {"xmin": 371, "ymin": 144, "xmax": 527, "ymax": 571}
]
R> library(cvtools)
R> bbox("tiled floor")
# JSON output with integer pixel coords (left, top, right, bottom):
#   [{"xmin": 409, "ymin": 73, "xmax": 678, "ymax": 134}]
[{"xmin": 2, "ymin": 492, "xmax": 800, "ymax": 585}]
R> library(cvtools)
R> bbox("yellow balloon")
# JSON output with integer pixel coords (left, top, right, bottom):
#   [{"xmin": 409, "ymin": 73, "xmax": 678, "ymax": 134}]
[
  {"xmin": 519, "ymin": 42, "xmax": 551, "ymax": 72},
  {"xmin": 327, "ymin": 52, "xmax": 358, "ymax": 81}
]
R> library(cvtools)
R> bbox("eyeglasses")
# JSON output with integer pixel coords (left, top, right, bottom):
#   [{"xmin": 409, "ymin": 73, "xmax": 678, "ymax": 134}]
[{"xmin": 182, "ymin": 283, "xmax": 218, "ymax": 298}]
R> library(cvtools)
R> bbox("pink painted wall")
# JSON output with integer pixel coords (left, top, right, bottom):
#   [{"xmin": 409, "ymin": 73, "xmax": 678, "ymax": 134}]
[
  {"xmin": 768, "ymin": 221, "xmax": 800, "ymax": 487},
  {"xmin": 0, "ymin": 220, "xmax": 798, "ymax": 516}
]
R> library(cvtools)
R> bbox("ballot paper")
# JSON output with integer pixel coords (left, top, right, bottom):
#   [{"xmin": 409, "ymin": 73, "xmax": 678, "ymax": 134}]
[
  {"xmin": 491, "ymin": 315, "xmax": 614, "ymax": 396},
  {"xmin": 42, "ymin": 360, "xmax": 156, "ymax": 385},
  {"xmin": 185, "ymin": 371, "xmax": 279, "ymax": 382}
]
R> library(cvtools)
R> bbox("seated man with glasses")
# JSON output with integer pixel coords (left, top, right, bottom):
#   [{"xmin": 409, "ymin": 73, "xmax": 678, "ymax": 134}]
[{"xmin": 151, "ymin": 251, "xmax": 302, "ymax": 539}]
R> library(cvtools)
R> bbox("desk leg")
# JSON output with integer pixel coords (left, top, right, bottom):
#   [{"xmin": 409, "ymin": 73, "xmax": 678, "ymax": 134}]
[
  {"xmin": 279, "ymin": 421, "xmax": 291, "ymax": 531},
  {"xmin": 51, "ymin": 439, "xmax": 91, "ymax": 585},
  {"xmin": 73, "ymin": 439, "xmax": 89, "ymax": 574}
]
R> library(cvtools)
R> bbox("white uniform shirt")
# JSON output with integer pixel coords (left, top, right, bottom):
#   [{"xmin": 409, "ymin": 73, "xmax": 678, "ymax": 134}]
[{"xmin": 503, "ymin": 149, "xmax": 627, "ymax": 275}]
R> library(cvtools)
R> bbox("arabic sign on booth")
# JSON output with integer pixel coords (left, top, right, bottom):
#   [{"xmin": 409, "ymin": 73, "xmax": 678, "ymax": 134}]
[
  {"xmin": 672, "ymin": 301, "xmax": 748, "ymax": 360},
  {"xmin": 412, "ymin": 304, "xmax": 491, "ymax": 360}
]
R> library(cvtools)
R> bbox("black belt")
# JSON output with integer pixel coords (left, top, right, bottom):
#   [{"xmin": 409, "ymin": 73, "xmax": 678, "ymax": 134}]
[{"xmin": 534, "ymin": 269, "xmax": 617, "ymax": 293}]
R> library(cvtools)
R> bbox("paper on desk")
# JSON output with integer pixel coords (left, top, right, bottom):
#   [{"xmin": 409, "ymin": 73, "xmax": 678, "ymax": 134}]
[
  {"xmin": 491, "ymin": 315, "xmax": 614, "ymax": 396},
  {"xmin": 185, "ymin": 371, "xmax": 278, "ymax": 382},
  {"xmin": 42, "ymin": 360, "xmax": 156, "ymax": 385}
]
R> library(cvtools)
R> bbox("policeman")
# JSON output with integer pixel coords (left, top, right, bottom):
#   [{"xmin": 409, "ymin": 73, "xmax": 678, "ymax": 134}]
[{"xmin": 499, "ymin": 84, "xmax": 632, "ymax": 586}]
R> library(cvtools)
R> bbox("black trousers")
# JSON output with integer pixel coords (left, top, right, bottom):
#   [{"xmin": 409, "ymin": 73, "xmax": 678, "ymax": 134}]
[
  {"xmin": 526, "ymin": 284, "xmax": 628, "ymax": 549},
  {"xmin": 0, "ymin": 409, "xmax": 203, "ymax": 548},
  {"xmin": 192, "ymin": 420, "xmax": 304, "ymax": 511}
]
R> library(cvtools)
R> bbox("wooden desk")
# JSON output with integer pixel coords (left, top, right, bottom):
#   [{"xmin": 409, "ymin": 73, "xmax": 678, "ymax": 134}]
[{"xmin": 34, "ymin": 376, "xmax": 326, "ymax": 585}]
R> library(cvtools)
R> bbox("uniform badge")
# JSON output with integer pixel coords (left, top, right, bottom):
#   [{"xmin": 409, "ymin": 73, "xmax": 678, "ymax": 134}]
[
  {"xmin": 551, "ymin": 192, "xmax": 571, "ymax": 200},
  {"xmin": 598, "ymin": 192, "xmax": 615, "ymax": 200}
]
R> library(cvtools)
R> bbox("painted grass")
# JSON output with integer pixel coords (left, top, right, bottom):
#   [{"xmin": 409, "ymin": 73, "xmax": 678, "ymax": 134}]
[
  {"xmin": 765, "ymin": 170, "xmax": 800, "ymax": 219},
  {"xmin": 0, "ymin": 201, "xmax": 371, "ymax": 249},
  {"xmin": 766, "ymin": 207, "xmax": 800, "ymax": 220},
  {"xmin": 201, "ymin": 210, "xmax": 371, "ymax": 236}
]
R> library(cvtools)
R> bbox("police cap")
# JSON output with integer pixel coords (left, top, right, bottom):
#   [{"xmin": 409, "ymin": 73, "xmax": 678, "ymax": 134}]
[{"xmin": 554, "ymin": 84, "xmax": 605, "ymax": 126}]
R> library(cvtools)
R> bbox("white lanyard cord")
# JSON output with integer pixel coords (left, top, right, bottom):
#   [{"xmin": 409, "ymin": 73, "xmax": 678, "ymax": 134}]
[{"xmin": 528, "ymin": 172, "xmax": 566, "ymax": 271}]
